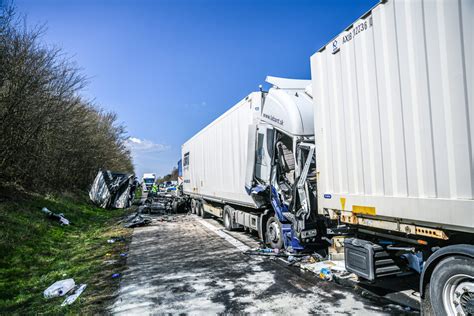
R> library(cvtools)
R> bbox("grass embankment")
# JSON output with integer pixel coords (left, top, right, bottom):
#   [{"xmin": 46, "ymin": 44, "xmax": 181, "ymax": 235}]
[{"xmin": 0, "ymin": 193, "xmax": 134, "ymax": 314}]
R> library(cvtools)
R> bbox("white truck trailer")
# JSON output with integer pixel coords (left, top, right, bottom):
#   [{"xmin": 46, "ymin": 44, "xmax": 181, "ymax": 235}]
[
  {"xmin": 310, "ymin": 0, "xmax": 473, "ymax": 314},
  {"xmin": 182, "ymin": 77, "xmax": 328, "ymax": 250}
]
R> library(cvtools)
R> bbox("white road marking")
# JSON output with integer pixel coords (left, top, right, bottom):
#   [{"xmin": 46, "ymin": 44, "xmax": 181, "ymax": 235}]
[{"xmin": 195, "ymin": 217, "xmax": 250, "ymax": 252}]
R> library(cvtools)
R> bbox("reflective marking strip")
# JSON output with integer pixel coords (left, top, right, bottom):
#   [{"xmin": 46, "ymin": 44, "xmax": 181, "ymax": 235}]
[
  {"xmin": 352, "ymin": 205, "xmax": 376, "ymax": 215},
  {"xmin": 196, "ymin": 217, "xmax": 250, "ymax": 252}
]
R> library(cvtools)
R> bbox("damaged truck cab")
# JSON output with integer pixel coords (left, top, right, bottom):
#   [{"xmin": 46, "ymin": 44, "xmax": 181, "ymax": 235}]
[{"xmin": 182, "ymin": 76, "xmax": 326, "ymax": 252}]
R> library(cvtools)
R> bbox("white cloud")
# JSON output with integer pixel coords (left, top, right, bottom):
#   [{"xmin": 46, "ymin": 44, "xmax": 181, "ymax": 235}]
[
  {"xmin": 184, "ymin": 101, "xmax": 207, "ymax": 109},
  {"xmin": 126, "ymin": 137, "xmax": 169, "ymax": 153},
  {"xmin": 126, "ymin": 137, "xmax": 172, "ymax": 178}
]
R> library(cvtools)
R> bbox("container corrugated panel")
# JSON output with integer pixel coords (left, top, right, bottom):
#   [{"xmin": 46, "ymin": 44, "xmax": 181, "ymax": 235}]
[
  {"xmin": 310, "ymin": 0, "xmax": 473, "ymax": 232},
  {"xmin": 182, "ymin": 93, "xmax": 261, "ymax": 208}
]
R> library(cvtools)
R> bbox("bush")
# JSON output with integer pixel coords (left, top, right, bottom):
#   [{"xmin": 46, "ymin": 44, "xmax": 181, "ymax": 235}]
[{"xmin": 0, "ymin": 5, "xmax": 134, "ymax": 194}]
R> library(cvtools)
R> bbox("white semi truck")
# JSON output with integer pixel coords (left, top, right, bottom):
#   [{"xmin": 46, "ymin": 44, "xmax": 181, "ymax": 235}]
[
  {"xmin": 310, "ymin": 0, "xmax": 473, "ymax": 314},
  {"xmin": 142, "ymin": 173, "xmax": 156, "ymax": 192},
  {"xmin": 182, "ymin": 77, "xmax": 328, "ymax": 251}
]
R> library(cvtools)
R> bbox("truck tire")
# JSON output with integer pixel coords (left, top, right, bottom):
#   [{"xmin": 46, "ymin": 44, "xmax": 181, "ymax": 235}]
[
  {"xmin": 199, "ymin": 202, "xmax": 207, "ymax": 218},
  {"xmin": 421, "ymin": 283, "xmax": 434, "ymax": 316},
  {"xmin": 196, "ymin": 201, "xmax": 201, "ymax": 216},
  {"xmin": 223, "ymin": 206, "xmax": 235, "ymax": 231},
  {"xmin": 266, "ymin": 216, "xmax": 283, "ymax": 249},
  {"xmin": 429, "ymin": 256, "xmax": 474, "ymax": 316}
]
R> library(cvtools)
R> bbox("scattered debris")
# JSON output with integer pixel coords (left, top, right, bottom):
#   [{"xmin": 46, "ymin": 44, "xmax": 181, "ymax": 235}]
[
  {"xmin": 243, "ymin": 248, "xmax": 306, "ymax": 258},
  {"xmin": 319, "ymin": 267, "xmax": 333, "ymax": 281},
  {"xmin": 44, "ymin": 278, "xmax": 75, "ymax": 299},
  {"xmin": 297, "ymin": 259, "xmax": 349, "ymax": 282},
  {"xmin": 41, "ymin": 207, "xmax": 70, "ymax": 226},
  {"xmin": 123, "ymin": 212, "xmax": 152, "ymax": 228},
  {"xmin": 61, "ymin": 284, "xmax": 87, "ymax": 306},
  {"xmin": 244, "ymin": 247, "xmax": 350, "ymax": 285},
  {"xmin": 107, "ymin": 236, "xmax": 126, "ymax": 243},
  {"xmin": 257, "ymin": 248, "xmax": 280, "ymax": 254},
  {"xmin": 157, "ymin": 215, "xmax": 177, "ymax": 222}
]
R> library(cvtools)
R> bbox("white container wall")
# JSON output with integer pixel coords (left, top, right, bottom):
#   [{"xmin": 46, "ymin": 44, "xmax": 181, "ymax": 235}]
[
  {"xmin": 311, "ymin": 0, "xmax": 473, "ymax": 232},
  {"xmin": 182, "ymin": 93, "xmax": 262, "ymax": 208}
]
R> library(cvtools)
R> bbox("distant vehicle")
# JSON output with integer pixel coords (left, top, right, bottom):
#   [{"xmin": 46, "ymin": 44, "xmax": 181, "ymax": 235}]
[
  {"xmin": 159, "ymin": 181, "xmax": 177, "ymax": 192},
  {"xmin": 142, "ymin": 173, "xmax": 156, "ymax": 192}
]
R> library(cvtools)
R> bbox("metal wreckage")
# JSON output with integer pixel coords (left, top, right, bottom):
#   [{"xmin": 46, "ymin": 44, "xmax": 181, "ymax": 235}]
[{"xmin": 89, "ymin": 170, "xmax": 137, "ymax": 209}]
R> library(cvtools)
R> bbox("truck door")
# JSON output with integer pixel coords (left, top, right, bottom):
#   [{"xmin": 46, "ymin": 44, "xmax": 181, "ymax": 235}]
[{"xmin": 255, "ymin": 124, "xmax": 274, "ymax": 184}]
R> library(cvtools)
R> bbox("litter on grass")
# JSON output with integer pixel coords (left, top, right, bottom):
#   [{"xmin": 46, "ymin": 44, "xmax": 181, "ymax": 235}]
[
  {"xmin": 61, "ymin": 284, "xmax": 87, "ymax": 306},
  {"xmin": 107, "ymin": 236, "xmax": 125, "ymax": 243},
  {"xmin": 44, "ymin": 278, "xmax": 75, "ymax": 299},
  {"xmin": 41, "ymin": 207, "xmax": 70, "ymax": 226}
]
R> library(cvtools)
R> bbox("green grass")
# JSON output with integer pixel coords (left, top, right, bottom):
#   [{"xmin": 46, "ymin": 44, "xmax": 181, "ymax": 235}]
[
  {"xmin": 134, "ymin": 187, "xmax": 142, "ymax": 202},
  {"xmin": 0, "ymin": 193, "xmax": 133, "ymax": 314}
]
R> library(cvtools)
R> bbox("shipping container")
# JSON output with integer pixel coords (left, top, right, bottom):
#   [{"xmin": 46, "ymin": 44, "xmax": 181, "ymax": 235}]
[
  {"xmin": 310, "ymin": 0, "xmax": 473, "ymax": 234},
  {"xmin": 182, "ymin": 93, "xmax": 262, "ymax": 208},
  {"xmin": 310, "ymin": 1, "xmax": 474, "ymax": 313}
]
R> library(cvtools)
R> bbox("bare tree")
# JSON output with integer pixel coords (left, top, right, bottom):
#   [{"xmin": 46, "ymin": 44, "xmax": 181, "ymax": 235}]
[{"xmin": 0, "ymin": 4, "xmax": 134, "ymax": 194}]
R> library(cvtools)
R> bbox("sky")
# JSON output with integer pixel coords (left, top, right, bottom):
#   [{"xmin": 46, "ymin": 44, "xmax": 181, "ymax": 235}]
[{"xmin": 15, "ymin": 0, "xmax": 378, "ymax": 178}]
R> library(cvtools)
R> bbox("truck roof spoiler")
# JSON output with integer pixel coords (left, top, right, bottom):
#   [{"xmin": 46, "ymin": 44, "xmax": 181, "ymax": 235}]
[{"xmin": 265, "ymin": 76, "xmax": 311, "ymax": 90}]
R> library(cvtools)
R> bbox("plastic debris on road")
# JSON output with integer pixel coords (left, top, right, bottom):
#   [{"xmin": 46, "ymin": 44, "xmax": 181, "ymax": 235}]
[
  {"xmin": 123, "ymin": 213, "xmax": 152, "ymax": 228},
  {"xmin": 244, "ymin": 248, "xmax": 291, "ymax": 257},
  {"xmin": 41, "ymin": 207, "xmax": 70, "ymax": 226},
  {"xmin": 44, "ymin": 279, "xmax": 75, "ymax": 299},
  {"xmin": 61, "ymin": 284, "xmax": 87, "ymax": 306},
  {"xmin": 298, "ymin": 260, "xmax": 347, "ymax": 277},
  {"xmin": 319, "ymin": 267, "xmax": 333, "ymax": 281}
]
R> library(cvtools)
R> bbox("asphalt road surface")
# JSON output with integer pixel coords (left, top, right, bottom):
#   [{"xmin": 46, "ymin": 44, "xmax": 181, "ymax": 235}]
[{"xmin": 109, "ymin": 214, "xmax": 412, "ymax": 315}]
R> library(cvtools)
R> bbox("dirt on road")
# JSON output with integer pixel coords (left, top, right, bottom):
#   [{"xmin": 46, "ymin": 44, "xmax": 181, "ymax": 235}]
[{"xmin": 109, "ymin": 215, "xmax": 410, "ymax": 315}]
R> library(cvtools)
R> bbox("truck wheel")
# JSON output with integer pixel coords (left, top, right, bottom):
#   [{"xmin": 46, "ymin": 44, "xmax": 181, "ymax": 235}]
[
  {"xmin": 195, "ymin": 201, "xmax": 201, "ymax": 216},
  {"xmin": 266, "ymin": 216, "xmax": 283, "ymax": 249},
  {"xmin": 199, "ymin": 202, "xmax": 207, "ymax": 218},
  {"xmin": 223, "ymin": 206, "xmax": 234, "ymax": 231},
  {"xmin": 429, "ymin": 256, "xmax": 474, "ymax": 316}
]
